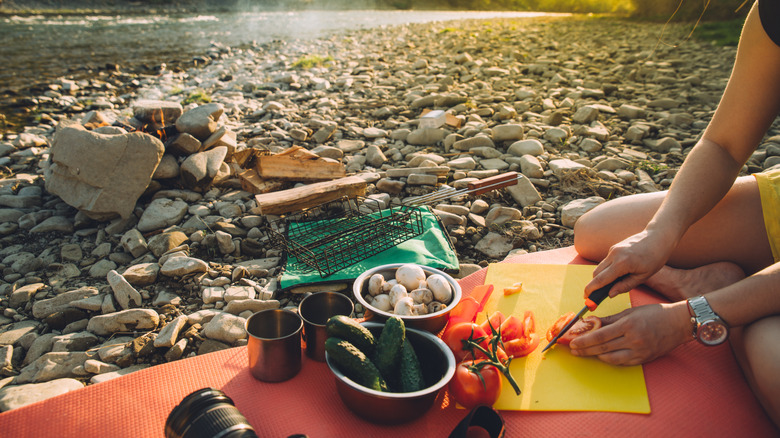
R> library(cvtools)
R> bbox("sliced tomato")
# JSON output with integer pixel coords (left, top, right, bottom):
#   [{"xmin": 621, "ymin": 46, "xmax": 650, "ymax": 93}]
[
  {"xmin": 479, "ymin": 311, "xmax": 506, "ymax": 336},
  {"xmin": 546, "ymin": 312, "xmax": 575, "ymax": 342},
  {"xmin": 448, "ymin": 360, "xmax": 502, "ymax": 409},
  {"xmin": 502, "ymin": 311, "xmax": 539, "ymax": 357},
  {"xmin": 558, "ymin": 316, "xmax": 602, "ymax": 346},
  {"xmin": 504, "ymin": 333, "xmax": 540, "ymax": 358}
]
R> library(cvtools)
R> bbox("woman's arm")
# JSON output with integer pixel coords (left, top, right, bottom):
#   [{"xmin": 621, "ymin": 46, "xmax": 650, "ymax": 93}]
[{"xmin": 585, "ymin": 3, "xmax": 780, "ymax": 298}]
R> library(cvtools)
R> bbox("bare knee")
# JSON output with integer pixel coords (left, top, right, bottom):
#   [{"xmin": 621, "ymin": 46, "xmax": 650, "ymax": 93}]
[
  {"xmin": 738, "ymin": 317, "xmax": 780, "ymax": 427},
  {"xmin": 573, "ymin": 206, "xmax": 610, "ymax": 262},
  {"xmin": 573, "ymin": 192, "xmax": 665, "ymax": 262}
]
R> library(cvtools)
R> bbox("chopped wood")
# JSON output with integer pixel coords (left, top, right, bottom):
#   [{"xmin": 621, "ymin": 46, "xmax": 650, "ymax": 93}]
[
  {"xmin": 251, "ymin": 175, "xmax": 367, "ymax": 215},
  {"xmin": 238, "ymin": 169, "xmax": 290, "ymax": 194},
  {"xmin": 255, "ymin": 145, "xmax": 345, "ymax": 181}
]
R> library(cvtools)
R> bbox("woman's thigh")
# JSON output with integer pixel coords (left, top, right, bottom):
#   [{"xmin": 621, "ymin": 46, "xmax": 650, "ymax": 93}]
[{"xmin": 573, "ymin": 175, "xmax": 773, "ymax": 274}]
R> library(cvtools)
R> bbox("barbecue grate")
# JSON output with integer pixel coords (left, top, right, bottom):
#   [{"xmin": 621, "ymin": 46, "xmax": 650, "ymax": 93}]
[{"xmin": 263, "ymin": 197, "xmax": 425, "ymax": 278}]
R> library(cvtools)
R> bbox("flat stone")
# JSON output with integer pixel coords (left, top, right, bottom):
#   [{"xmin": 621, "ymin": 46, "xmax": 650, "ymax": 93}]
[{"xmin": 0, "ymin": 378, "xmax": 84, "ymax": 411}]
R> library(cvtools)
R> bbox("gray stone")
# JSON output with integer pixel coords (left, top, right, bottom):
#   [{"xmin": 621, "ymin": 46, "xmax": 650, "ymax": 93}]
[
  {"xmin": 561, "ymin": 196, "xmax": 606, "ymax": 228},
  {"xmin": 0, "ymin": 378, "xmax": 84, "ymax": 411},
  {"xmin": 87, "ymin": 309, "xmax": 160, "ymax": 336},
  {"xmin": 508, "ymin": 139, "xmax": 544, "ymax": 157},
  {"xmin": 202, "ymin": 313, "xmax": 247, "ymax": 344},
  {"xmin": 32, "ymin": 287, "xmax": 99, "ymax": 319},
  {"xmin": 175, "ymin": 103, "xmax": 224, "ymax": 140},
  {"xmin": 44, "ymin": 124, "xmax": 164, "ymax": 220},
  {"xmin": 137, "ymin": 198, "xmax": 188, "ymax": 233}
]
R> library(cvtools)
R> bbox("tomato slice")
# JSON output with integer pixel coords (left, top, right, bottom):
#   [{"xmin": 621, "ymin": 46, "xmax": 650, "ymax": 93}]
[
  {"xmin": 448, "ymin": 360, "xmax": 502, "ymax": 409},
  {"xmin": 502, "ymin": 311, "xmax": 539, "ymax": 357},
  {"xmin": 558, "ymin": 316, "xmax": 602, "ymax": 346},
  {"xmin": 504, "ymin": 333, "xmax": 540, "ymax": 358},
  {"xmin": 479, "ymin": 311, "xmax": 506, "ymax": 336},
  {"xmin": 546, "ymin": 312, "xmax": 576, "ymax": 342}
]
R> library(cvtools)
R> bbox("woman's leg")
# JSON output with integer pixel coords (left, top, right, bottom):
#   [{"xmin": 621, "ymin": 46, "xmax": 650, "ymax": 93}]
[
  {"xmin": 732, "ymin": 317, "xmax": 780, "ymax": 428},
  {"xmin": 573, "ymin": 175, "xmax": 773, "ymax": 275}
]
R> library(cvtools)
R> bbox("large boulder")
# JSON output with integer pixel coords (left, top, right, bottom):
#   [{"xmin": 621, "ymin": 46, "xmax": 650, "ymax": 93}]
[{"xmin": 44, "ymin": 124, "xmax": 164, "ymax": 220}]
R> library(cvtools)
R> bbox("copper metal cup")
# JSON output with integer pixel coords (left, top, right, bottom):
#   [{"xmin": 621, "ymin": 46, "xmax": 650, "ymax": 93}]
[
  {"xmin": 299, "ymin": 292, "xmax": 354, "ymax": 362},
  {"xmin": 245, "ymin": 309, "xmax": 303, "ymax": 382}
]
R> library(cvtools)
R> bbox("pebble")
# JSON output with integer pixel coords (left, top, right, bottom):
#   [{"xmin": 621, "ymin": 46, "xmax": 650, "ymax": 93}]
[{"xmin": 0, "ymin": 15, "xmax": 771, "ymax": 412}]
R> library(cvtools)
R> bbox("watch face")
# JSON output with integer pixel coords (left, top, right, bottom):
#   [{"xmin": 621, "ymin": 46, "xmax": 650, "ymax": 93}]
[{"xmin": 699, "ymin": 320, "xmax": 729, "ymax": 345}]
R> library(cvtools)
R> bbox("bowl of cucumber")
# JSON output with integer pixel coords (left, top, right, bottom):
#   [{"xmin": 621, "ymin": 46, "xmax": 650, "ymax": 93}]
[
  {"xmin": 324, "ymin": 320, "xmax": 456, "ymax": 424},
  {"xmin": 353, "ymin": 263, "xmax": 461, "ymax": 334}
]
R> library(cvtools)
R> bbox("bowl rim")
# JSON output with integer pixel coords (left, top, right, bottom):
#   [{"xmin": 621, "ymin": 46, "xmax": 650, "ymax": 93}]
[
  {"xmin": 325, "ymin": 321, "xmax": 456, "ymax": 398},
  {"xmin": 353, "ymin": 263, "xmax": 462, "ymax": 320}
]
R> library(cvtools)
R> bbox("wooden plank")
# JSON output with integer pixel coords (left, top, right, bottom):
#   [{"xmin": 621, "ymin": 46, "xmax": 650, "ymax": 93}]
[
  {"xmin": 251, "ymin": 176, "xmax": 367, "ymax": 215},
  {"xmin": 255, "ymin": 146, "xmax": 346, "ymax": 181}
]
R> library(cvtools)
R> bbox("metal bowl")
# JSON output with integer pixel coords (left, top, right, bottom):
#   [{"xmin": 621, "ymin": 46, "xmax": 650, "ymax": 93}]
[
  {"xmin": 325, "ymin": 322, "xmax": 456, "ymax": 424},
  {"xmin": 353, "ymin": 264, "xmax": 462, "ymax": 333}
]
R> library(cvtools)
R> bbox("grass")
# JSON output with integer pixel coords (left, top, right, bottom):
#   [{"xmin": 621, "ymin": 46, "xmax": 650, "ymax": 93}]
[
  {"xmin": 291, "ymin": 55, "xmax": 333, "ymax": 69},
  {"xmin": 182, "ymin": 90, "xmax": 212, "ymax": 105},
  {"xmin": 691, "ymin": 19, "xmax": 744, "ymax": 46}
]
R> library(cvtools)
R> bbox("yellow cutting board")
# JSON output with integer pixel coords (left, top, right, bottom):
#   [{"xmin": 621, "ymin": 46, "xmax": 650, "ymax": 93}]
[{"xmin": 480, "ymin": 263, "xmax": 650, "ymax": 413}]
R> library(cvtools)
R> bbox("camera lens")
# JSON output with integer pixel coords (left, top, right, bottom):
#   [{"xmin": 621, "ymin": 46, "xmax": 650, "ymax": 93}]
[{"xmin": 165, "ymin": 388, "xmax": 258, "ymax": 438}]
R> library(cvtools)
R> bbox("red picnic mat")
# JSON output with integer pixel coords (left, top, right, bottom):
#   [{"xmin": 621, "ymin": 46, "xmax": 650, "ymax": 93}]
[{"xmin": 0, "ymin": 246, "xmax": 776, "ymax": 437}]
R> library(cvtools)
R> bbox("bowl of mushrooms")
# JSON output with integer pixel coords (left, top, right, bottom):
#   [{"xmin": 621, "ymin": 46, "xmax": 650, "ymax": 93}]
[{"xmin": 353, "ymin": 263, "xmax": 461, "ymax": 333}]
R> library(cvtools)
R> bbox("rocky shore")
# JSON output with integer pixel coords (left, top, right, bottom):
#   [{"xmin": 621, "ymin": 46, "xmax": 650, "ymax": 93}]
[{"xmin": 1, "ymin": 15, "xmax": 777, "ymax": 412}]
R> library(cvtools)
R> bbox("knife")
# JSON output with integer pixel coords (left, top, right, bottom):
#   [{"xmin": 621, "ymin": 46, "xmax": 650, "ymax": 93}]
[{"xmin": 541, "ymin": 280, "xmax": 616, "ymax": 353}]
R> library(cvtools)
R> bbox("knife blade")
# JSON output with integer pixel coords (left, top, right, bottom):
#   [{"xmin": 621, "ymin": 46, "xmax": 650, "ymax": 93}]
[{"xmin": 541, "ymin": 280, "xmax": 616, "ymax": 353}]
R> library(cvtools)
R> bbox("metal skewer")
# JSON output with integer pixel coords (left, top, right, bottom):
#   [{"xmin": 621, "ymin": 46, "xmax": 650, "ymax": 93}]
[{"xmin": 406, "ymin": 172, "xmax": 523, "ymax": 206}]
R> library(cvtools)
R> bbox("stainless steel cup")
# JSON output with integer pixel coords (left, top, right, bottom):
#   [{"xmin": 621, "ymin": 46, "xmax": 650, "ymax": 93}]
[
  {"xmin": 299, "ymin": 292, "xmax": 355, "ymax": 362},
  {"xmin": 245, "ymin": 309, "xmax": 303, "ymax": 382}
]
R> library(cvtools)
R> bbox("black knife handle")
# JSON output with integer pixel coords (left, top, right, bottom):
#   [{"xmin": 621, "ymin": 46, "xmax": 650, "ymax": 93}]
[{"xmin": 584, "ymin": 281, "xmax": 615, "ymax": 311}]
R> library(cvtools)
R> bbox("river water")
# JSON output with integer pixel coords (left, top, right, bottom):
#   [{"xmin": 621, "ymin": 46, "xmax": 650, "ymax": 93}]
[{"xmin": 0, "ymin": 10, "xmax": 560, "ymax": 97}]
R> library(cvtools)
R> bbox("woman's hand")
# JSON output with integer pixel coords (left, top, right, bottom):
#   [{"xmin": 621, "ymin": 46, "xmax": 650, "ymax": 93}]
[
  {"xmin": 568, "ymin": 302, "xmax": 693, "ymax": 366},
  {"xmin": 584, "ymin": 229, "xmax": 677, "ymax": 299}
]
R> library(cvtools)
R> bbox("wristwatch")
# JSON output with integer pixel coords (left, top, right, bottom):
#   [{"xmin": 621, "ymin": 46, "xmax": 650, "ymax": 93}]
[{"xmin": 687, "ymin": 295, "xmax": 729, "ymax": 346}]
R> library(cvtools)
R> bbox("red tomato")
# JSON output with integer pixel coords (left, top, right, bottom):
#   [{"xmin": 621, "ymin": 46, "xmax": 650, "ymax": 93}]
[
  {"xmin": 546, "ymin": 313, "xmax": 602, "ymax": 346},
  {"xmin": 448, "ymin": 360, "xmax": 502, "ymax": 409},
  {"xmin": 479, "ymin": 311, "xmax": 506, "ymax": 336},
  {"xmin": 443, "ymin": 322, "xmax": 508, "ymax": 362},
  {"xmin": 502, "ymin": 311, "xmax": 539, "ymax": 357},
  {"xmin": 546, "ymin": 312, "xmax": 576, "ymax": 342},
  {"xmin": 442, "ymin": 322, "xmax": 489, "ymax": 361},
  {"xmin": 558, "ymin": 316, "xmax": 602, "ymax": 346},
  {"xmin": 447, "ymin": 297, "xmax": 480, "ymax": 327},
  {"xmin": 499, "ymin": 311, "xmax": 535, "ymax": 343},
  {"xmin": 504, "ymin": 333, "xmax": 540, "ymax": 358}
]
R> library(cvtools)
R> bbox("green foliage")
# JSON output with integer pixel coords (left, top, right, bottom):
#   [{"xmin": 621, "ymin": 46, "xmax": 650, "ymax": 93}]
[
  {"xmin": 182, "ymin": 89, "xmax": 212, "ymax": 105},
  {"xmin": 691, "ymin": 19, "xmax": 744, "ymax": 46},
  {"xmin": 627, "ymin": 0, "xmax": 749, "ymax": 21},
  {"xmin": 634, "ymin": 160, "xmax": 668, "ymax": 174},
  {"xmin": 291, "ymin": 54, "xmax": 334, "ymax": 69}
]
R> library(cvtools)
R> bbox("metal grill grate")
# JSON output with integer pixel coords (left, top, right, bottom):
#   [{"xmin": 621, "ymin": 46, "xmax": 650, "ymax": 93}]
[{"xmin": 263, "ymin": 197, "xmax": 425, "ymax": 277}]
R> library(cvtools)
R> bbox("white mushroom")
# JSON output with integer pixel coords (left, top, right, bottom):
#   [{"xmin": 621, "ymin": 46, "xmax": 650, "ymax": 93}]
[
  {"xmin": 396, "ymin": 264, "xmax": 426, "ymax": 291},
  {"xmin": 427, "ymin": 274, "xmax": 453, "ymax": 304},
  {"xmin": 413, "ymin": 303, "xmax": 429, "ymax": 315},
  {"xmin": 428, "ymin": 302, "xmax": 447, "ymax": 314},
  {"xmin": 389, "ymin": 284, "xmax": 409, "ymax": 306},
  {"xmin": 370, "ymin": 294, "xmax": 392, "ymax": 312},
  {"xmin": 410, "ymin": 288, "xmax": 433, "ymax": 304},
  {"xmin": 368, "ymin": 273, "xmax": 386, "ymax": 296},
  {"xmin": 382, "ymin": 278, "xmax": 398, "ymax": 293},
  {"xmin": 394, "ymin": 296, "xmax": 415, "ymax": 315}
]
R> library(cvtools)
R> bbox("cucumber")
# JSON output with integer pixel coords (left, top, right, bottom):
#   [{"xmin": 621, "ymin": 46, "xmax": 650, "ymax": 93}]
[
  {"xmin": 372, "ymin": 316, "xmax": 405, "ymax": 385},
  {"xmin": 399, "ymin": 338, "xmax": 425, "ymax": 392},
  {"xmin": 325, "ymin": 337, "xmax": 387, "ymax": 392},
  {"xmin": 326, "ymin": 315, "xmax": 376, "ymax": 356}
]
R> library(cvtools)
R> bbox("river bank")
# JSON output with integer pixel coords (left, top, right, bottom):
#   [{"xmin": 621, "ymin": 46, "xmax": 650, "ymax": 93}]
[{"xmin": 1, "ymin": 14, "xmax": 777, "ymax": 412}]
